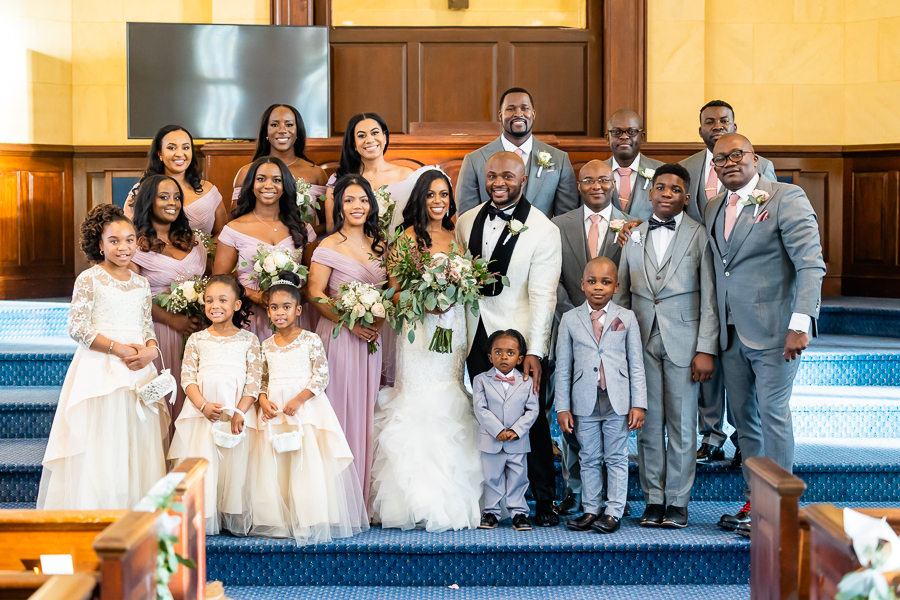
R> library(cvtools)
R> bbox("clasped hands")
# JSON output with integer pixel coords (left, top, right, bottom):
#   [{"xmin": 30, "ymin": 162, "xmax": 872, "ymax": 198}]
[
  {"xmin": 496, "ymin": 429, "xmax": 519, "ymax": 442},
  {"xmin": 112, "ymin": 343, "xmax": 158, "ymax": 371}
]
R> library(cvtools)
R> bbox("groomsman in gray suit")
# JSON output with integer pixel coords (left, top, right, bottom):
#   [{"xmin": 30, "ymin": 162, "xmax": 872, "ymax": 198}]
[
  {"xmin": 615, "ymin": 163, "xmax": 719, "ymax": 529},
  {"xmin": 679, "ymin": 101, "xmax": 777, "ymax": 465},
  {"xmin": 706, "ymin": 134, "xmax": 825, "ymax": 536},
  {"xmin": 456, "ymin": 87, "xmax": 579, "ymax": 217},
  {"xmin": 550, "ymin": 159, "xmax": 637, "ymax": 516},
  {"xmin": 605, "ymin": 109, "xmax": 664, "ymax": 222}
]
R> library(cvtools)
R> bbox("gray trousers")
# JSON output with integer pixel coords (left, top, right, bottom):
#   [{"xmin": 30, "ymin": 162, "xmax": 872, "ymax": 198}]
[
  {"xmin": 482, "ymin": 451, "xmax": 529, "ymax": 517},
  {"xmin": 697, "ymin": 357, "xmax": 739, "ymax": 448},
  {"xmin": 574, "ymin": 390, "xmax": 629, "ymax": 517},
  {"xmin": 721, "ymin": 326, "xmax": 799, "ymax": 500},
  {"xmin": 560, "ymin": 429, "xmax": 582, "ymax": 500},
  {"xmin": 636, "ymin": 331, "xmax": 698, "ymax": 507}
]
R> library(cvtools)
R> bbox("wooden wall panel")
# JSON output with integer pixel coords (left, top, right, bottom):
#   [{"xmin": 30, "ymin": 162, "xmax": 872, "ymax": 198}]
[
  {"xmin": 331, "ymin": 44, "xmax": 407, "ymax": 134},
  {"xmin": 27, "ymin": 172, "xmax": 67, "ymax": 265},
  {"xmin": 0, "ymin": 172, "xmax": 20, "ymax": 268},
  {"xmin": 850, "ymin": 172, "xmax": 891, "ymax": 264},
  {"xmin": 420, "ymin": 43, "xmax": 497, "ymax": 123},
  {"xmin": 511, "ymin": 43, "xmax": 586, "ymax": 134}
]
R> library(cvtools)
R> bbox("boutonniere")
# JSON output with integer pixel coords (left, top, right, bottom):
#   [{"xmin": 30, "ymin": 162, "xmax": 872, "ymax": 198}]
[
  {"xmin": 609, "ymin": 219, "xmax": 626, "ymax": 234},
  {"xmin": 638, "ymin": 166, "xmax": 655, "ymax": 190},
  {"xmin": 741, "ymin": 189, "xmax": 771, "ymax": 218},
  {"xmin": 536, "ymin": 151, "xmax": 554, "ymax": 177},
  {"xmin": 630, "ymin": 230, "xmax": 643, "ymax": 247},
  {"xmin": 501, "ymin": 219, "xmax": 528, "ymax": 246}
]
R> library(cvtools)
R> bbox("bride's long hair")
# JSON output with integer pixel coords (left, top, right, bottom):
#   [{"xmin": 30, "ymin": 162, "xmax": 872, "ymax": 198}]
[{"xmin": 401, "ymin": 169, "xmax": 456, "ymax": 251}]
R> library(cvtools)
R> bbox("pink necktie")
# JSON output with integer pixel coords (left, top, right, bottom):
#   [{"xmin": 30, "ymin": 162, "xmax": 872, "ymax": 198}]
[
  {"xmin": 706, "ymin": 161, "xmax": 719, "ymax": 201},
  {"xmin": 494, "ymin": 373, "xmax": 515, "ymax": 385},
  {"xmin": 514, "ymin": 148, "xmax": 526, "ymax": 160},
  {"xmin": 724, "ymin": 193, "xmax": 740, "ymax": 240},
  {"xmin": 588, "ymin": 214, "xmax": 602, "ymax": 258},
  {"xmin": 591, "ymin": 309, "xmax": 607, "ymax": 390},
  {"xmin": 616, "ymin": 167, "xmax": 633, "ymax": 206}
]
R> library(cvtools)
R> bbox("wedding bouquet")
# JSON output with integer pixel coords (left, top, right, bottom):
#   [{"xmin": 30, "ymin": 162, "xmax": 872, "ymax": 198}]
[
  {"xmin": 388, "ymin": 233, "xmax": 506, "ymax": 353},
  {"xmin": 295, "ymin": 177, "xmax": 322, "ymax": 226},
  {"xmin": 193, "ymin": 229, "xmax": 217, "ymax": 260},
  {"xmin": 241, "ymin": 245, "xmax": 308, "ymax": 291},
  {"xmin": 315, "ymin": 282, "xmax": 394, "ymax": 354},
  {"xmin": 153, "ymin": 275, "xmax": 208, "ymax": 318},
  {"xmin": 374, "ymin": 185, "xmax": 395, "ymax": 231}
]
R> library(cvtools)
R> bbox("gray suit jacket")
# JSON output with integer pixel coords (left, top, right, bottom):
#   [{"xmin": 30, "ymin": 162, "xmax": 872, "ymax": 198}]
[
  {"xmin": 456, "ymin": 136, "xmax": 579, "ymax": 217},
  {"xmin": 705, "ymin": 175, "xmax": 826, "ymax": 351},
  {"xmin": 679, "ymin": 150, "xmax": 776, "ymax": 226},
  {"xmin": 552, "ymin": 204, "xmax": 636, "ymax": 318},
  {"xmin": 555, "ymin": 301, "xmax": 647, "ymax": 417},
  {"xmin": 472, "ymin": 367, "xmax": 539, "ymax": 454},
  {"xmin": 614, "ymin": 215, "xmax": 719, "ymax": 368},
  {"xmin": 606, "ymin": 154, "xmax": 666, "ymax": 221}
]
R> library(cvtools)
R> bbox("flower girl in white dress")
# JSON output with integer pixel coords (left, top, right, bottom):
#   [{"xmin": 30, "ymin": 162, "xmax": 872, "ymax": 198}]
[
  {"xmin": 38, "ymin": 204, "xmax": 168, "ymax": 510},
  {"xmin": 252, "ymin": 270, "xmax": 368, "ymax": 545},
  {"xmin": 169, "ymin": 274, "xmax": 262, "ymax": 536}
]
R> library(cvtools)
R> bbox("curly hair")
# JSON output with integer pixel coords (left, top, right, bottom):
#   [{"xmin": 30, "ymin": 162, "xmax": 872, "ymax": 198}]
[
  {"xmin": 331, "ymin": 173, "xmax": 385, "ymax": 256},
  {"xmin": 401, "ymin": 169, "xmax": 456, "ymax": 251},
  {"xmin": 132, "ymin": 175, "xmax": 197, "ymax": 254},
  {"xmin": 205, "ymin": 274, "xmax": 253, "ymax": 329},
  {"xmin": 138, "ymin": 125, "xmax": 204, "ymax": 195},
  {"xmin": 80, "ymin": 204, "xmax": 133, "ymax": 262},
  {"xmin": 232, "ymin": 156, "xmax": 309, "ymax": 249}
]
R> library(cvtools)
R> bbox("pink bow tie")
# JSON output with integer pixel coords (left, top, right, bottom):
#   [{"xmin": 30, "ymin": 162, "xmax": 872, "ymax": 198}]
[{"xmin": 494, "ymin": 373, "xmax": 516, "ymax": 385}]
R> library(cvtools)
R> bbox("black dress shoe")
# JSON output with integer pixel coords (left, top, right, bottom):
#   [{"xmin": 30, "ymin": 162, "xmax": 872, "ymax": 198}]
[
  {"xmin": 697, "ymin": 443, "xmax": 726, "ymax": 463},
  {"xmin": 556, "ymin": 494, "xmax": 582, "ymax": 516},
  {"xmin": 639, "ymin": 504, "xmax": 665, "ymax": 527},
  {"xmin": 717, "ymin": 502, "xmax": 751, "ymax": 530},
  {"xmin": 535, "ymin": 511, "xmax": 559, "ymax": 527},
  {"xmin": 512, "ymin": 514, "xmax": 532, "ymax": 531},
  {"xmin": 624, "ymin": 502, "xmax": 631, "ymax": 517},
  {"xmin": 731, "ymin": 446, "xmax": 742, "ymax": 468},
  {"xmin": 478, "ymin": 512, "xmax": 499, "ymax": 529},
  {"xmin": 552, "ymin": 439, "xmax": 562, "ymax": 459},
  {"xmin": 735, "ymin": 522, "xmax": 751, "ymax": 538},
  {"xmin": 566, "ymin": 513, "xmax": 599, "ymax": 532},
  {"xmin": 661, "ymin": 505, "xmax": 688, "ymax": 529},
  {"xmin": 590, "ymin": 514, "xmax": 621, "ymax": 534}
]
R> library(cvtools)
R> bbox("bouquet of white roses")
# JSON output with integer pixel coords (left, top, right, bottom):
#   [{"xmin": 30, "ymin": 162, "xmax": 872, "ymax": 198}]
[
  {"xmin": 193, "ymin": 229, "xmax": 217, "ymax": 260},
  {"xmin": 241, "ymin": 245, "xmax": 309, "ymax": 291},
  {"xmin": 295, "ymin": 177, "xmax": 322, "ymax": 226},
  {"xmin": 388, "ymin": 234, "xmax": 506, "ymax": 353},
  {"xmin": 374, "ymin": 185, "xmax": 395, "ymax": 231},
  {"xmin": 315, "ymin": 281, "xmax": 394, "ymax": 354},
  {"xmin": 153, "ymin": 275, "xmax": 208, "ymax": 318}
]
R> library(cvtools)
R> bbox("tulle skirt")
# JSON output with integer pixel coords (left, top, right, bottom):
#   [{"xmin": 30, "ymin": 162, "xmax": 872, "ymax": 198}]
[
  {"xmin": 251, "ymin": 384, "xmax": 368, "ymax": 545},
  {"xmin": 38, "ymin": 337, "xmax": 169, "ymax": 511}
]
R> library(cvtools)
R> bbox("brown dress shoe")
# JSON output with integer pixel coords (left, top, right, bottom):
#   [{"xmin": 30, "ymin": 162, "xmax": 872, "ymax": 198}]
[{"xmin": 566, "ymin": 513, "xmax": 599, "ymax": 532}]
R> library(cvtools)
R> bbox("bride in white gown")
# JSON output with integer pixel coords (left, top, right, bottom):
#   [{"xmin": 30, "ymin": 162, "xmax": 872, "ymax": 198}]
[{"xmin": 370, "ymin": 170, "xmax": 484, "ymax": 532}]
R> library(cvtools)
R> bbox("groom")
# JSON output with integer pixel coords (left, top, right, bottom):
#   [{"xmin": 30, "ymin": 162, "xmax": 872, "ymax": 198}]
[{"xmin": 456, "ymin": 151, "xmax": 562, "ymax": 527}]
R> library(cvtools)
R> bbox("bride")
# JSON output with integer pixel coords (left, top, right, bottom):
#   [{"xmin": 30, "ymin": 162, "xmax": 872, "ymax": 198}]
[{"xmin": 369, "ymin": 170, "xmax": 484, "ymax": 531}]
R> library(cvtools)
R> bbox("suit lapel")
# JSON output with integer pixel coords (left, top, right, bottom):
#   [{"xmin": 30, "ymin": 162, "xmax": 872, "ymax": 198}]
[
  {"xmin": 643, "ymin": 225, "xmax": 659, "ymax": 271},
  {"xmin": 577, "ymin": 302, "xmax": 598, "ymax": 345},
  {"xmin": 478, "ymin": 199, "xmax": 533, "ymax": 297},
  {"xmin": 707, "ymin": 193, "xmax": 727, "ymax": 258},
  {"xmin": 526, "ymin": 140, "xmax": 550, "ymax": 201},
  {"xmin": 660, "ymin": 218, "xmax": 698, "ymax": 290},
  {"xmin": 563, "ymin": 210, "xmax": 590, "ymax": 267},
  {"xmin": 601, "ymin": 302, "xmax": 619, "ymax": 340},
  {"xmin": 726, "ymin": 176, "xmax": 776, "ymax": 267},
  {"xmin": 633, "ymin": 222, "xmax": 653, "ymax": 292},
  {"xmin": 486, "ymin": 367, "xmax": 508, "ymax": 398}
]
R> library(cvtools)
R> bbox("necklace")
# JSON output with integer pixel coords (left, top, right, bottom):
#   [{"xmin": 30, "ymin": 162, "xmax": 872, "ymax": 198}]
[
  {"xmin": 253, "ymin": 210, "xmax": 279, "ymax": 232},
  {"xmin": 285, "ymin": 156, "xmax": 299, "ymax": 167}
]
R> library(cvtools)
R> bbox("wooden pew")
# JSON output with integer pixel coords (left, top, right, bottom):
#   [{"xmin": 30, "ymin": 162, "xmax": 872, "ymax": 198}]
[
  {"xmin": 168, "ymin": 458, "xmax": 207, "ymax": 600},
  {"xmin": 0, "ymin": 572, "xmax": 97, "ymax": 600}
]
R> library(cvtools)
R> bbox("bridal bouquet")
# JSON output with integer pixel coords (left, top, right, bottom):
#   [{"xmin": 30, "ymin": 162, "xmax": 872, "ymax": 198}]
[
  {"xmin": 374, "ymin": 185, "xmax": 395, "ymax": 231},
  {"xmin": 193, "ymin": 229, "xmax": 217, "ymax": 260},
  {"xmin": 153, "ymin": 275, "xmax": 208, "ymax": 317},
  {"xmin": 295, "ymin": 177, "xmax": 322, "ymax": 226},
  {"xmin": 388, "ymin": 233, "xmax": 506, "ymax": 353},
  {"xmin": 315, "ymin": 282, "xmax": 394, "ymax": 354},
  {"xmin": 241, "ymin": 245, "xmax": 308, "ymax": 291}
]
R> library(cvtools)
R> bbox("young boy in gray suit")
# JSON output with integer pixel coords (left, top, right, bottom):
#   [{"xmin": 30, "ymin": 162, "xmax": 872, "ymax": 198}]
[
  {"xmin": 556, "ymin": 257, "xmax": 647, "ymax": 534},
  {"xmin": 473, "ymin": 329, "xmax": 539, "ymax": 532}
]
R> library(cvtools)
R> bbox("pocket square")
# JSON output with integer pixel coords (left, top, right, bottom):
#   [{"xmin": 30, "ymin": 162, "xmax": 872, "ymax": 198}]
[
  {"xmin": 755, "ymin": 210, "xmax": 770, "ymax": 224},
  {"xmin": 609, "ymin": 317, "xmax": 626, "ymax": 332}
]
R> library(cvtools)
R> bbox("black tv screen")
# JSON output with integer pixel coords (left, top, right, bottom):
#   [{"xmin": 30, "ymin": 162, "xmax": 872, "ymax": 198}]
[{"xmin": 127, "ymin": 23, "xmax": 329, "ymax": 140}]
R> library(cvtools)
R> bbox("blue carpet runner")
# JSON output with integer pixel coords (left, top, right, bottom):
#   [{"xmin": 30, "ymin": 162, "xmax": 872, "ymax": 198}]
[{"xmin": 225, "ymin": 585, "xmax": 751, "ymax": 599}]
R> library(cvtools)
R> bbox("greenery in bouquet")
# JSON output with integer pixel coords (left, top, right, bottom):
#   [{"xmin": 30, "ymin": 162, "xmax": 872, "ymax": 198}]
[
  {"xmin": 314, "ymin": 281, "xmax": 394, "ymax": 354},
  {"xmin": 241, "ymin": 245, "xmax": 309, "ymax": 291},
  {"xmin": 296, "ymin": 177, "xmax": 322, "ymax": 226},
  {"xmin": 153, "ymin": 275, "xmax": 208, "ymax": 318},
  {"xmin": 374, "ymin": 184, "xmax": 395, "ymax": 231},
  {"xmin": 193, "ymin": 229, "xmax": 217, "ymax": 260}
]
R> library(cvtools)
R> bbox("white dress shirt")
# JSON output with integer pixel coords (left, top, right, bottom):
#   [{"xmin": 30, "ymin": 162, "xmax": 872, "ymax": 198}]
[
  {"xmin": 705, "ymin": 149, "xmax": 723, "ymax": 196},
  {"xmin": 501, "ymin": 135, "xmax": 534, "ymax": 172},
  {"xmin": 482, "ymin": 201, "xmax": 517, "ymax": 260},
  {"xmin": 725, "ymin": 173, "xmax": 811, "ymax": 334},
  {"xmin": 583, "ymin": 204, "xmax": 613, "ymax": 257},
  {"xmin": 611, "ymin": 154, "xmax": 642, "ymax": 196},
  {"xmin": 649, "ymin": 211, "xmax": 682, "ymax": 265}
]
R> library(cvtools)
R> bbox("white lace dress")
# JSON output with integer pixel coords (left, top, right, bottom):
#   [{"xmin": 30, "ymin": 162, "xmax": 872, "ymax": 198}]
[
  {"xmin": 370, "ymin": 305, "xmax": 484, "ymax": 531},
  {"xmin": 169, "ymin": 329, "xmax": 262, "ymax": 536},
  {"xmin": 251, "ymin": 331, "xmax": 368, "ymax": 545},
  {"xmin": 37, "ymin": 265, "xmax": 168, "ymax": 510}
]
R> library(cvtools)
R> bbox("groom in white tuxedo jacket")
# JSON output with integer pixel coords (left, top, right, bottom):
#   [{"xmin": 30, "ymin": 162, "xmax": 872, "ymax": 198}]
[{"xmin": 455, "ymin": 151, "xmax": 562, "ymax": 526}]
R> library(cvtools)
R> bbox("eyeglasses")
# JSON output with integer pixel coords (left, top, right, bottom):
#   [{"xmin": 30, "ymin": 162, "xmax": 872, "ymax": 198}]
[
  {"xmin": 608, "ymin": 128, "xmax": 643, "ymax": 139},
  {"xmin": 712, "ymin": 149, "xmax": 754, "ymax": 167},
  {"xmin": 578, "ymin": 177, "xmax": 613, "ymax": 186}
]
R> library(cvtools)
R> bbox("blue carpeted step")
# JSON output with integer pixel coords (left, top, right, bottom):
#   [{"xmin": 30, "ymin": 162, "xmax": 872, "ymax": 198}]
[
  {"xmin": 797, "ymin": 335, "xmax": 900, "ymax": 386},
  {"xmin": 0, "ymin": 302, "xmax": 69, "ymax": 340},
  {"xmin": 0, "ymin": 387, "xmax": 58, "ymax": 438},
  {"xmin": 0, "ymin": 438, "xmax": 44, "ymax": 502},
  {"xmin": 819, "ymin": 297, "xmax": 900, "ymax": 338},
  {"xmin": 225, "ymin": 584, "xmax": 750, "ymax": 599},
  {"xmin": 791, "ymin": 386, "xmax": 900, "ymax": 438},
  {"xmin": 0, "ymin": 339, "xmax": 76, "ymax": 386}
]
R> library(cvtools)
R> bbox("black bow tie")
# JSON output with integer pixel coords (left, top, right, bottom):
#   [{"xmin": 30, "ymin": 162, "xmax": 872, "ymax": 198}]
[
  {"xmin": 487, "ymin": 205, "xmax": 513, "ymax": 222},
  {"xmin": 648, "ymin": 217, "xmax": 676, "ymax": 231}
]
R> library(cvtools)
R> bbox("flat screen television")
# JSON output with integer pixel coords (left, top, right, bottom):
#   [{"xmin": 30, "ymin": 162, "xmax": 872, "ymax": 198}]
[{"xmin": 127, "ymin": 23, "xmax": 329, "ymax": 140}]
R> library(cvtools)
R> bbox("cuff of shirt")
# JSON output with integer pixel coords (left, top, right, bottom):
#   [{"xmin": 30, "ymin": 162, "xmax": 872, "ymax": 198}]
[
  {"xmin": 788, "ymin": 312, "xmax": 812, "ymax": 334},
  {"xmin": 527, "ymin": 351, "xmax": 544, "ymax": 360}
]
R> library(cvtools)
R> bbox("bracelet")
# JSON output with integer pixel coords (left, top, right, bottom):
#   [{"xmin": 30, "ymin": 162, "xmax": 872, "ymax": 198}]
[
  {"xmin": 107, "ymin": 340, "xmax": 115, "ymax": 354},
  {"xmin": 200, "ymin": 401, "xmax": 208, "ymax": 413}
]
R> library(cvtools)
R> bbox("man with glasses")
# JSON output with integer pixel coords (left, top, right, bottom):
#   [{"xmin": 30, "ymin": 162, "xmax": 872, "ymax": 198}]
[
  {"xmin": 679, "ymin": 100, "xmax": 776, "ymax": 467},
  {"xmin": 604, "ymin": 109, "xmax": 664, "ymax": 221},
  {"xmin": 456, "ymin": 87, "xmax": 579, "ymax": 217},
  {"xmin": 705, "ymin": 133, "xmax": 825, "ymax": 538}
]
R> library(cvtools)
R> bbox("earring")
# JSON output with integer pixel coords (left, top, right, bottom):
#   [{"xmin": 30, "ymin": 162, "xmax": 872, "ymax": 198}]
[{"xmin": 100, "ymin": 250, "xmax": 104, "ymax": 255}]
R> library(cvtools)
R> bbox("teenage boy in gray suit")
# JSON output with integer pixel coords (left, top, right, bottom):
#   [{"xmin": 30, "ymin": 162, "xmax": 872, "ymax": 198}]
[
  {"xmin": 473, "ymin": 329, "xmax": 540, "ymax": 532},
  {"xmin": 615, "ymin": 163, "xmax": 719, "ymax": 529},
  {"xmin": 556, "ymin": 257, "xmax": 647, "ymax": 534},
  {"xmin": 706, "ymin": 133, "xmax": 825, "ymax": 537}
]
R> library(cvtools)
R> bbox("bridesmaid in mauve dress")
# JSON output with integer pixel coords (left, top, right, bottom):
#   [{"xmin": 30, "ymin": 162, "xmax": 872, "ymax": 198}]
[
  {"xmin": 215, "ymin": 157, "xmax": 317, "ymax": 342},
  {"xmin": 124, "ymin": 124, "xmax": 227, "ymax": 236},
  {"xmin": 130, "ymin": 175, "xmax": 207, "ymax": 431},
  {"xmin": 308, "ymin": 174, "xmax": 388, "ymax": 512}
]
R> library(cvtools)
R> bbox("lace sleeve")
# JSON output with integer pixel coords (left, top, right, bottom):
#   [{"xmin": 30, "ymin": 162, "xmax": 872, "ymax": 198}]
[
  {"xmin": 68, "ymin": 271, "xmax": 98, "ymax": 348},
  {"xmin": 242, "ymin": 334, "xmax": 263, "ymax": 399},
  {"xmin": 306, "ymin": 333, "xmax": 330, "ymax": 396},
  {"xmin": 181, "ymin": 334, "xmax": 200, "ymax": 391},
  {"xmin": 140, "ymin": 279, "xmax": 157, "ymax": 345},
  {"xmin": 260, "ymin": 352, "xmax": 269, "ymax": 397}
]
